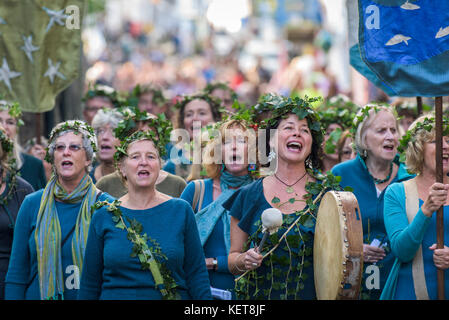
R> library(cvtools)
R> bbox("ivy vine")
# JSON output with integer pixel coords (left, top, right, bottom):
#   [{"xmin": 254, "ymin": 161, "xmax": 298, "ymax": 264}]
[
  {"xmin": 234, "ymin": 171, "xmax": 350, "ymax": 300},
  {"xmin": 93, "ymin": 200, "xmax": 180, "ymax": 300}
]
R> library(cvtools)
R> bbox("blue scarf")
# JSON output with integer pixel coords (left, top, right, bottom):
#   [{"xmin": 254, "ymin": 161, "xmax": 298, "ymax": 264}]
[{"xmin": 195, "ymin": 171, "xmax": 253, "ymax": 253}]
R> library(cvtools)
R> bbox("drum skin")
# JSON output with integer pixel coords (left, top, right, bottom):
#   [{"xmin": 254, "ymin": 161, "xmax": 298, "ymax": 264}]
[{"xmin": 314, "ymin": 191, "xmax": 363, "ymax": 300}]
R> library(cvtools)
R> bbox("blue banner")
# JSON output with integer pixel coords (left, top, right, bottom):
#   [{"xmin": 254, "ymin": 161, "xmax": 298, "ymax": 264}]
[{"xmin": 349, "ymin": 0, "xmax": 449, "ymax": 97}]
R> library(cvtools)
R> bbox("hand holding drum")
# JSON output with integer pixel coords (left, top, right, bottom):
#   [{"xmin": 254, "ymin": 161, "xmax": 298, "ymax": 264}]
[{"xmin": 258, "ymin": 208, "xmax": 283, "ymax": 252}]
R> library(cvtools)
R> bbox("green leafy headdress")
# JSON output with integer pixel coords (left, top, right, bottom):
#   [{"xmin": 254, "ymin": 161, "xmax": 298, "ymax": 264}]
[
  {"xmin": 257, "ymin": 93, "xmax": 323, "ymax": 144},
  {"xmin": 203, "ymin": 82, "xmax": 238, "ymax": 103},
  {"xmin": 398, "ymin": 114, "xmax": 449, "ymax": 160},
  {"xmin": 0, "ymin": 98, "xmax": 24, "ymax": 127},
  {"xmin": 114, "ymin": 107, "xmax": 172, "ymax": 152},
  {"xmin": 317, "ymin": 94, "xmax": 359, "ymax": 130},
  {"xmin": 82, "ymin": 83, "xmax": 121, "ymax": 107},
  {"xmin": 45, "ymin": 120, "xmax": 97, "ymax": 163},
  {"xmin": 114, "ymin": 130, "xmax": 166, "ymax": 166},
  {"xmin": 126, "ymin": 84, "xmax": 167, "ymax": 108}
]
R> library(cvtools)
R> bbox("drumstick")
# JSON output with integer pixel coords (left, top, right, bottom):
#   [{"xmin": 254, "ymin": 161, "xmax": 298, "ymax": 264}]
[
  {"xmin": 258, "ymin": 232, "xmax": 269, "ymax": 252},
  {"xmin": 258, "ymin": 208, "xmax": 283, "ymax": 251}
]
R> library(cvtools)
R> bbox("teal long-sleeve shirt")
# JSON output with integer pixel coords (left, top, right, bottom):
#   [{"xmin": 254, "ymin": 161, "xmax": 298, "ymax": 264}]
[
  {"xmin": 383, "ymin": 182, "xmax": 449, "ymax": 299},
  {"xmin": 5, "ymin": 189, "xmax": 113, "ymax": 300},
  {"xmin": 331, "ymin": 154, "xmax": 414, "ymax": 299},
  {"xmin": 78, "ymin": 198, "xmax": 212, "ymax": 300}
]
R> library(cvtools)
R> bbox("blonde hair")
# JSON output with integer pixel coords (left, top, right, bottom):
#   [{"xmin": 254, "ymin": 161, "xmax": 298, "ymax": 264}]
[
  {"xmin": 404, "ymin": 113, "xmax": 436, "ymax": 175},
  {"xmin": 201, "ymin": 119, "xmax": 256, "ymax": 180}
]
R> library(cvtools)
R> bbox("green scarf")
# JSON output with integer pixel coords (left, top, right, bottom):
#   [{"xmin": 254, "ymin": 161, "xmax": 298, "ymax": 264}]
[{"xmin": 35, "ymin": 174, "xmax": 97, "ymax": 300}]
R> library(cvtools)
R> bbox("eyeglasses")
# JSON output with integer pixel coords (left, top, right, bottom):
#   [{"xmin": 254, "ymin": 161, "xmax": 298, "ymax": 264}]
[{"xmin": 54, "ymin": 144, "xmax": 83, "ymax": 152}]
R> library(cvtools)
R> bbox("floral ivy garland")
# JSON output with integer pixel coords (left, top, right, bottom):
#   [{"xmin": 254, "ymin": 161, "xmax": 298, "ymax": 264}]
[
  {"xmin": 92, "ymin": 199, "xmax": 180, "ymax": 300},
  {"xmin": 45, "ymin": 120, "xmax": 97, "ymax": 163},
  {"xmin": 113, "ymin": 107, "xmax": 173, "ymax": 148},
  {"xmin": 234, "ymin": 171, "xmax": 350, "ymax": 300},
  {"xmin": 398, "ymin": 114, "xmax": 449, "ymax": 162}
]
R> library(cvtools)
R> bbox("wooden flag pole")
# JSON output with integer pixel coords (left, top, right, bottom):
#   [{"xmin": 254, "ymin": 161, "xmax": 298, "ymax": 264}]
[
  {"xmin": 435, "ymin": 96, "xmax": 445, "ymax": 300},
  {"xmin": 36, "ymin": 113, "xmax": 41, "ymax": 145},
  {"xmin": 417, "ymin": 96, "xmax": 423, "ymax": 116}
]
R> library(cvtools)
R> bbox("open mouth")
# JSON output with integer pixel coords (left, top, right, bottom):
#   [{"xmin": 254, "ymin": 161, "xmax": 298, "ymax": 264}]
[
  {"xmin": 443, "ymin": 154, "xmax": 449, "ymax": 164},
  {"xmin": 383, "ymin": 145, "xmax": 395, "ymax": 152},
  {"xmin": 137, "ymin": 170, "xmax": 150, "ymax": 177},
  {"xmin": 229, "ymin": 154, "xmax": 243, "ymax": 163},
  {"xmin": 286, "ymin": 141, "xmax": 302, "ymax": 152},
  {"xmin": 100, "ymin": 145, "xmax": 112, "ymax": 151},
  {"xmin": 61, "ymin": 160, "xmax": 73, "ymax": 168}
]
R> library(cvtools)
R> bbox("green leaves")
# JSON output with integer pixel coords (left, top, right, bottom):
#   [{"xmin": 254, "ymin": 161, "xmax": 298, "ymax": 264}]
[
  {"xmin": 102, "ymin": 201, "xmax": 179, "ymax": 300},
  {"xmin": 236, "ymin": 170, "xmax": 345, "ymax": 300}
]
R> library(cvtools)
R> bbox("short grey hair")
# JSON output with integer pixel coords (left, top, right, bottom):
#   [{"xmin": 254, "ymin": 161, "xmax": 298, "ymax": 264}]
[
  {"xmin": 91, "ymin": 108, "xmax": 124, "ymax": 131},
  {"xmin": 354, "ymin": 104, "xmax": 399, "ymax": 156},
  {"xmin": 47, "ymin": 120, "xmax": 97, "ymax": 173}
]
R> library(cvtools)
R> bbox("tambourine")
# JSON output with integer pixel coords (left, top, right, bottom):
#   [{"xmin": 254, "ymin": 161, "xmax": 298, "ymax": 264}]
[{"xmin": 314, "ymin": 191, "xmax": 364, "ymax": 299}]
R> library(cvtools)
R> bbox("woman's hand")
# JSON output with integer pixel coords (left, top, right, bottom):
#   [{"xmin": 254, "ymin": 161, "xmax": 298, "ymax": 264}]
[
  {"xmin": 422, "ymin": 183, "xmax": 449, "ymax": 217},
  {"xmin": 429, "ymin": 244, "xmax": 449, "ymax": 270},
  {"xmin": 363, "ymin": 244, "xmax": 386, "ymax": 263},
  {"xmin": 240, "ymin": 248, "xmax": 263, "ymax": 271}
]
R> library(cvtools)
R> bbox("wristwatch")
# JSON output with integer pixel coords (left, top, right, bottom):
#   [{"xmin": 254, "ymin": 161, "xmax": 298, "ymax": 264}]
[{"xmin": 212, "ymin": 258, "xmax": 218, "ymax": 271}]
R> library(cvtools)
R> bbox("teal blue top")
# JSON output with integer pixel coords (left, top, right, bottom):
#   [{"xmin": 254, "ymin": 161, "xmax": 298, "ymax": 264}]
[
  {"xmin": 181, "ymin": 178, "xmax": 235, "ymax": 298},
  {"xmin": 331, "ymin": 154, "xmax": 414, "ymax": 299},
  {"xmin": 4, "ymin": 190, "xmax": 113, "ymax": 300},
  {"xmin": 223, "ymin": 178, "xmax": 316, "ymax": 300},
  {"xmin": 78, "ymin": 198, "xmax": 212, "ymax": 300},
  {"xmin": 19, "ymin": 153, "xmax": 47, "ymax": 191},
  {"xmin": 382, "ymin": 182, "xmax": 449, "ymax": 300}
]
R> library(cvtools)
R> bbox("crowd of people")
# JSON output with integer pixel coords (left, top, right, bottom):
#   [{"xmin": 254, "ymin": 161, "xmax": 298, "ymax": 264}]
[{"xmin": 0, "ymin": 78, "xmax": 448, "ymax": 301}]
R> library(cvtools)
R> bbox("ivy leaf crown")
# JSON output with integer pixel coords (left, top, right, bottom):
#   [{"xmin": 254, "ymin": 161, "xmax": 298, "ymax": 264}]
[
  {"xmin": 127, "ymin": 84, "xmax": 168, "ymax": 108},
  {"xmin": 114, "ymin": 130, "xmax": 166, "ymax": 166},
  {"xmin": 256, "ymin": 93, "xmax": 324, "ymax": 144},
  {"xmin": 350, "ymin": 103, "xmax": 397, "ymax": 138},
  {"xmin": 203, "ymin": 82, "xmax": 238, "ymax": 103},
  {"xmin": 398, "ymin": 114, "xmax": 449, "ymax": 157},
  {"xmin": 114, "ymin": 106, "xmax": 173, "ymax": 146},
  {"xmin": 173, "ymin": 92, "xmax": 222, "ymax": 113},
  {"xmin": 45, "ymin": 120, "xmax": 97, "ymax": 163},
  {"xmin": 317, "ymin": 94, "xmax": 359, "ymax": 130},
  {"xmin": 82, "ymin": 82, "xmax": 122, "ymax": 107},
  {"xmin": 0, "ymin": 97, "xmax": 24, "ymax": 127}
]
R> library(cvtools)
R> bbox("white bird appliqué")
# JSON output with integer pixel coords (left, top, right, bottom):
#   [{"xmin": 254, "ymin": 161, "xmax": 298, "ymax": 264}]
[
  {"xmin": 400, "ymin": 1, "xmax": 420, "ymax": 10},
  {"xmin": 386, "ymin": 34, "xmax": 412, "ymax": 46},
  {"xmin": 436, "ymin": 26, "xmax": 449, "ymax": 39}
]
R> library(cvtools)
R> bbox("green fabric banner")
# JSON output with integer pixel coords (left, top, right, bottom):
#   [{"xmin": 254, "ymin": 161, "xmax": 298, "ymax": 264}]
[{"xmin": 0, "ymin": 0, "xmax": 85, "ymax": 112}]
